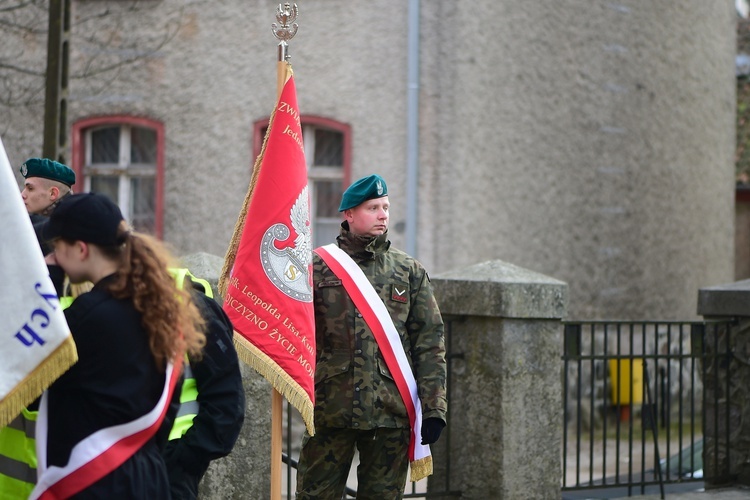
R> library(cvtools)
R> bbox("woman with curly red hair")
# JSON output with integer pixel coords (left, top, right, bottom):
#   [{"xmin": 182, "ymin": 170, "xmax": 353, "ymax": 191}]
[{"xmin": 32, "ymin": 192, "xmax": 205, "ymax": 499}]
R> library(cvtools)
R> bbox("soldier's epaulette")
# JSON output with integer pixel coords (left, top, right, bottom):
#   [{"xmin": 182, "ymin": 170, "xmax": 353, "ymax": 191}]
[{"xmin": 318, "ymin": 280, "xmax": 342, "ymax": 288}]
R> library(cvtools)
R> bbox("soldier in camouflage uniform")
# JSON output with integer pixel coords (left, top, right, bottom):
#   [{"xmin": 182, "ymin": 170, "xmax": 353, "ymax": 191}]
[{"xmin": 296, "ymin": 174, "xmax": 447, "ymax": 500}]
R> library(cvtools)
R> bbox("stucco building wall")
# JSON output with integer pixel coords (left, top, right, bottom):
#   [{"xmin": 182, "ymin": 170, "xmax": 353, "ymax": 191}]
[
  {"xmin": 423, "ymin": 1, "xmax": 736, "ymax": 319},
  {"xmin": 2, "ymin": 0, "xmax": 737, "ymax": 320}
]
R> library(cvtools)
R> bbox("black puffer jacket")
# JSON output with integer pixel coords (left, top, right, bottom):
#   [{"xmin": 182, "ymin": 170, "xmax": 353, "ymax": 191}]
[{"xmin": 45, "ymin": 273, "xmax": 178, "ymax": 499}]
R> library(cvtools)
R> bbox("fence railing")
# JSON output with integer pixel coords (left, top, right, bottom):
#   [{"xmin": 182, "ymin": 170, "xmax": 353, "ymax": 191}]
[{"xmin": 561, "ymin": 320, "xmax": 734, "ymax": 498}]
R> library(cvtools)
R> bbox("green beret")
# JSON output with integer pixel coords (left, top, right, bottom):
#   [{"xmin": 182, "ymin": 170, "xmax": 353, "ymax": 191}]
[
  {"xmin": 339, "ymin": 174, "xmax": 388, "ymax": 211},
  {"xmin": 20, "ymin": 158, "xmax": 75, "ymax": 187}
]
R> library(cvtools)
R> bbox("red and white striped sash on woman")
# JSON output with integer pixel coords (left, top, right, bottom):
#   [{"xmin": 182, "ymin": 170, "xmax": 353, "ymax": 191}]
[
  {"xmin": 315, "ymin": 244, "xmax": 432, "ymax": 482},
  {"xmin": 30, "ymin": 357, "xmax": 182, "ymax": 500}
]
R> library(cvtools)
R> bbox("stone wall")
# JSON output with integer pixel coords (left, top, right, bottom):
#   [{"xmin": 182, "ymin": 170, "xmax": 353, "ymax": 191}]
[
  {"xmin": 431, "ymin": 259, "xmax": 568, "ymax": 499},
  {"xmin": 698, "ymin": 281, "xmax": 750, "ymax": 487}
]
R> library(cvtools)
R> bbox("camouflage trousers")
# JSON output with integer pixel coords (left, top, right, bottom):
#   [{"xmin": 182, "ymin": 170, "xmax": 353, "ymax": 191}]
[{"xmin": 295, "ymin": 426, "xmax": 411, "ymax": 500}]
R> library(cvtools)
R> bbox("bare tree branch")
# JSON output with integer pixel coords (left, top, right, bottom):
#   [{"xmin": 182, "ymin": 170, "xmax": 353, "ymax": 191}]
[{"xmin": 0, "ymin": 0, "xmax": 187, "ymax": 113}]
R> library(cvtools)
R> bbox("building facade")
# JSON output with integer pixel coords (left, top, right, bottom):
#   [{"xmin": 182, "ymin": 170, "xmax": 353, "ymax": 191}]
[{"xmin": 1, "ymin": 0, "xmax": 737, "ymax": 320}]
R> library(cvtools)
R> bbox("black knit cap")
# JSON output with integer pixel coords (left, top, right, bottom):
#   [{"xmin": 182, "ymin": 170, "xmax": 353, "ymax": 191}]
[{"xmin": 42, "ymin": 192, "xmax": 125, "ymax": 246}]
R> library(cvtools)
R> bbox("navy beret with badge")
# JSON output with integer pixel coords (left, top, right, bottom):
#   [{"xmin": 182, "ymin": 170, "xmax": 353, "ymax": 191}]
[
  {"xmin": 20, "ymin": 158, "xmax": 76, "ymax": 187},
  {"xmin": 338, "ymin": 174, "xmax": 388, "ymax": 212}
]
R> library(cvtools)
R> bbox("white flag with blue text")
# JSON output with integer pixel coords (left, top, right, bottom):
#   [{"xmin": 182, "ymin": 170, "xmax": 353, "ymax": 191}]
[{"xmin": 0, "ymin": 137, "xmax": 77, "ymax": 427}]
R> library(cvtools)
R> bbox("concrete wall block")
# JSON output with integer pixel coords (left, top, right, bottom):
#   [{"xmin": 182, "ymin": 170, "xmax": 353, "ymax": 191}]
[
  {"xmin": 434, "ymin": 260, "xmax": 568, "ymax": 319},
  {"xmin": 199, "ymin": 366, "xmax": 272, "ymax": 499},
  {"xmin": 432, "ymin": 259, "xmax": 567, "ymax": 499},
  {"xmin": 698, "ymin": 279, "xmax": 750, "ymax": 488}
]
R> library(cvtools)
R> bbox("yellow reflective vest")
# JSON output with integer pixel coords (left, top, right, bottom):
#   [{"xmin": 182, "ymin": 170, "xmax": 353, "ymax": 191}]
[
  {"xmin": 167, "ymin": 268, "xmax": 212, "ymax": 440},
  {"xmin": 0, "ymin": 408, "xmax": 38, "ymax": 499}
]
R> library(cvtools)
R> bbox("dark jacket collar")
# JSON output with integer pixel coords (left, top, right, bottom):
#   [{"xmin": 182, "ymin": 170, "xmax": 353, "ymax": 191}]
[{"xmin": 336, "ymin": 221, "xmax": 390, "ymax": 261}]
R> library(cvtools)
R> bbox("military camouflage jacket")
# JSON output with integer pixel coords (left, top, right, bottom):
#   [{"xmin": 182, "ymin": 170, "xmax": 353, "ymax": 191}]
[{"xmin": 312, "ymin": 223, "xmax": 447, "ymax": 430}]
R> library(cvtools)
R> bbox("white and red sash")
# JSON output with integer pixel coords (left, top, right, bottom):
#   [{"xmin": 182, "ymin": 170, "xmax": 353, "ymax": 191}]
[
  {"xmin": 315, "ymin": 244, "xmax": 432, "ymax": 482},
  {"xmin": 30, "ymin": 357, "xmax": 183, "ymax": 500}
]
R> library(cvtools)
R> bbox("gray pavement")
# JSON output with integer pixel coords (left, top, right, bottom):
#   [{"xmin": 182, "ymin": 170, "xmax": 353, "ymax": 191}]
[
  {"xmin": 630, "ymin": 487, "xmax": 750, "ymax": 499},
  {"xmin": 564, "ymin": 485, "xmax": 750, "ymax": 500}
]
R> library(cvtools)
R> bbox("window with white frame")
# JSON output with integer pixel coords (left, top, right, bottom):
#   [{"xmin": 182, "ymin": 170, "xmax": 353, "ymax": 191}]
[
  {"xmin": 82, "ymin": 123, "xmax": 159, "ymax": 235},
  {"xmin": 304, "ymin": 123, "xmax": 347, "ymax": 248}
]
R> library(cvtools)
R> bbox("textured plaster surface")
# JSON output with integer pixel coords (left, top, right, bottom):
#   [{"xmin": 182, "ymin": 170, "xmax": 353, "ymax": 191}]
[
  {"xmin": 431, "ymin": 260, "xmax": 566, "ymax": 498},
  {"xmin": 434, "ymin": 259, "xmax": 568, "ymax": 319},
  {"xmin": 441, "ymin": 316, "xmax": 563, "ymax": 499},
  {"xmin": 1, "ymin": 1, "xmax": 736, "ymax": 322}
]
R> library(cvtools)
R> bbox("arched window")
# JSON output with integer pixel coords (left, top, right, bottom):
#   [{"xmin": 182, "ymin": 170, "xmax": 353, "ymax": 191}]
[
  {"xmin": 72, "ymin": 116, "xmax": 165, "ymax": 237},
  {"xmin": 254, "ymin": 116, "xmax": 351, "ymax": 248}
]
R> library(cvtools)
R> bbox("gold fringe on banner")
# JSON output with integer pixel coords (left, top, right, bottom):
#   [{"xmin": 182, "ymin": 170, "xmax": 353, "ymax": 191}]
[
  {"xmin": 218, "ymin": 60, "xmax": 315, "ymax": 436},
  {"xmin": 0, "ymin": 335, "xmax": 78, "ymax": 428},
  {"xmin": 233, "ymin": 331, "xmax": 315, "ymax": 436},
  {"xmin": 409, "ymin": 455, "xmax": 433, "ymax": 483}
]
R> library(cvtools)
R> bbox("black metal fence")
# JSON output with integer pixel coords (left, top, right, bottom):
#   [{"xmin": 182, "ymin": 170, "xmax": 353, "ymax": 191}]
[
  {"xmin": 281, "ymin": 317, "xmax": 459, "ymax": 499},
  {"xmin": 561, "ymin": 320, "xmax": 734, "ymax": 498}
]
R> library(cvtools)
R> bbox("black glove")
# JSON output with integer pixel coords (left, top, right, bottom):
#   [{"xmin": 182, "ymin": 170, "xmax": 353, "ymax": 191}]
[{"xmin": 420, "ymin": 417, "xmax": 446, "ymax": 445}]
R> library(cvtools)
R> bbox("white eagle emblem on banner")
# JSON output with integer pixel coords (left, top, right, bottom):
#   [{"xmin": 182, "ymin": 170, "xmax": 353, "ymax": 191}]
[{"xmin": 260, "ymin": 185, "xmax": 312, "ymax": 302}]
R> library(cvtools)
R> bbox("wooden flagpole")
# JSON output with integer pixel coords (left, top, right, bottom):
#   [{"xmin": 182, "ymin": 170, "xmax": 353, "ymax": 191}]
[
  {"xmin": 271, "ymin": 4, "xmax": 299, "ymax": 499},
  {"xmin": 270, "ymin": 388, "xmax": 283, "ymax": 500}
]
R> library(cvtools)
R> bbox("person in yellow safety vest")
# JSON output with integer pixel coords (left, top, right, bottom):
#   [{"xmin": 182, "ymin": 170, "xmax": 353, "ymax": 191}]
[
  {"xmin": 168, "ymin": 268, "xmax": 211, "ymax": 441},
  {"xmin": 0, "ymin": 292, "xmax": 79, "ymax": 498},
  {"xmin": 164, "ymin": 268, "xmax": 245, "ymax": 500},
  {"xmin": 0, "ymin": 407, "xmax": 38, "ymax": 499}
]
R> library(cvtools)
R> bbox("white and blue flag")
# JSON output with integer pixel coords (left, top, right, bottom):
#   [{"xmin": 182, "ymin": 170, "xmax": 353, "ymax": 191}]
[{"xmin": 0, "ymin": 137, "xmax": 77, "ymax": 427}]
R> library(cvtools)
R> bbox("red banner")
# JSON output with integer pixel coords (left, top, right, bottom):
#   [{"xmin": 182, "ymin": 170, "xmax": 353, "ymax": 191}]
[{"xmin": 222, "ymin": 64, "xmax": 315, "ymax": 434}]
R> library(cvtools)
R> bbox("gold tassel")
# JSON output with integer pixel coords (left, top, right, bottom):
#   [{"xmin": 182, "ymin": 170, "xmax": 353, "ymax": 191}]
[
  {"xmin": 233, "ymin": 332, "xmax": 315, "ymax": 436},
  {"xmin": 0, "ymin": 336, "xmax": 78, "ymax": 428},
  {"xmin": 409, "ymin": 455, "xmax": 433, "ymax": 482}
]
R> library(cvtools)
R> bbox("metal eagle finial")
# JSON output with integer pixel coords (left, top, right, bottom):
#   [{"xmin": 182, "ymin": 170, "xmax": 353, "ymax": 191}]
[{"xmin": 272, "ymin": 3, "xmax": 299, "ymax": 42}]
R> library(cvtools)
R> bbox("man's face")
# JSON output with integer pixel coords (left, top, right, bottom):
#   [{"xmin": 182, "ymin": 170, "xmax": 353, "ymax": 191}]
[
  {"xmin": 345, "ymin": 196, "xmax": 389, "ymax": 237},
  {"xmin": 21, "ymin": 177, "xmax": 56, "ymax": 215}
]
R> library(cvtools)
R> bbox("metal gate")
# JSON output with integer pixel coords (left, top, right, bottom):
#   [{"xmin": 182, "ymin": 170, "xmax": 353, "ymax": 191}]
[{"xmin": 561, "ymin": 320, "xmax": 734, "ymax": 499}]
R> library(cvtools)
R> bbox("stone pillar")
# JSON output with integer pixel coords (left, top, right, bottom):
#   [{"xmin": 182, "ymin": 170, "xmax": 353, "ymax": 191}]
[
  {"xmin": 697, "ymin": 280, "xmax": 750, "ymax": 487},
  {"xmin": 179, "ymin": 253, "xmax": 272, "ymax": 499},
  {"xmin": 430, "ymin": 260, "xmax": 567, "ymax": 500}
]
